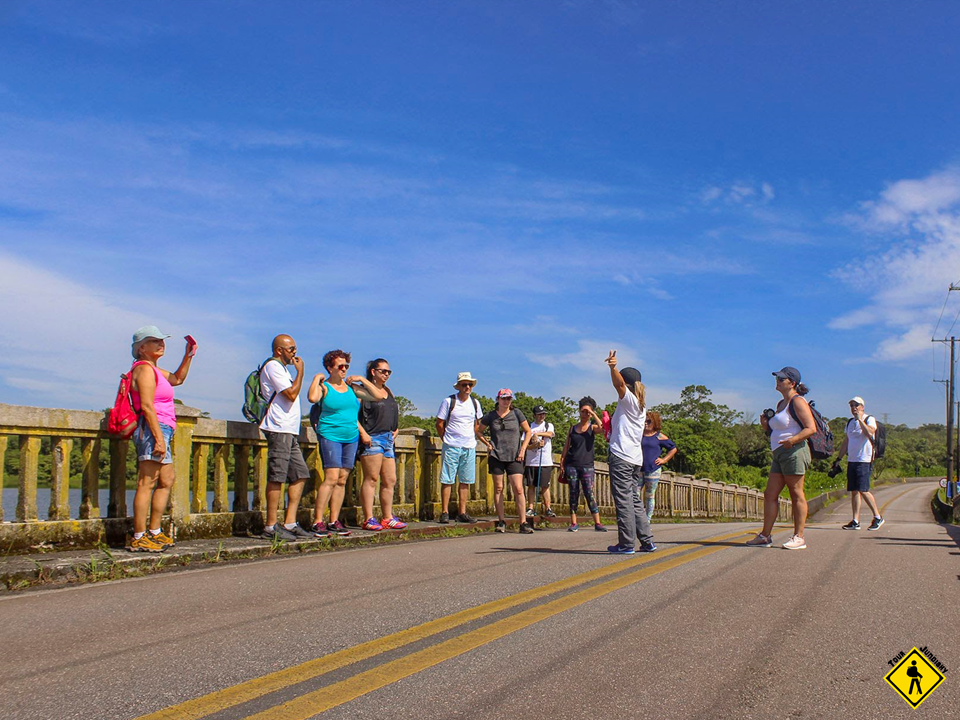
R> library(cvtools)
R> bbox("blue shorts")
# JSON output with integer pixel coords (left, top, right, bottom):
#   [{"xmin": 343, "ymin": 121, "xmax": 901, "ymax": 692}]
[
  {"xmin": 440, "ymin": 444, "xmax": 476, "ymax": 485},
  {"xmin": 847, "ymin": 461, "xmax": 872, "ymax": 492},
  {"xmin": 361, "ymin": 431, "xmax": 395, "ymax": 459},
  {"xmin": 320, "ymin": 436, "xmax": 359, "ymax": 470},
  {"xmin": 134, "ymin": 419, "xmax": 174, "ymax": 464}
]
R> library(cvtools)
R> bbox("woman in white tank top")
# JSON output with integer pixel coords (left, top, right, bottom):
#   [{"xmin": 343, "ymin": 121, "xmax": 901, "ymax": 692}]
[{"xmin": 746, "ymin": 366, "xmax": 817, "ymax": 550}]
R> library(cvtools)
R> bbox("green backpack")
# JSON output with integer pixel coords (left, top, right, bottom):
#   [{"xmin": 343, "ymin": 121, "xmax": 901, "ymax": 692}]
[{"xmin": 242, "ymin": 358, "xmax": 281, "ymax": 424}]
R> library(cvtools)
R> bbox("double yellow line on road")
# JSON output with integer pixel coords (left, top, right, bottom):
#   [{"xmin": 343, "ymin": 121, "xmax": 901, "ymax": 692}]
[{"xmin": 136, "ymin": 528, "xmax": 753, "ymax": 720}]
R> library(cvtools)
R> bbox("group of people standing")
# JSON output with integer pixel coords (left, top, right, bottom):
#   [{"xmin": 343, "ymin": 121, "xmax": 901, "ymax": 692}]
[{"xmin": 124, "ymin": 324, "xmax": 883, "ymax": 558}]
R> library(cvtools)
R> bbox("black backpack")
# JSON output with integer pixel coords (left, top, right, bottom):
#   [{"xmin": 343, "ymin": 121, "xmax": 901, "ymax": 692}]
[
  {"xmin": 847, "ymin": 416, "xmax": 886, "ymax": 460},
  {"xmin": 787, "ymin": 397, "xmax": 835, "ymax": 460}
]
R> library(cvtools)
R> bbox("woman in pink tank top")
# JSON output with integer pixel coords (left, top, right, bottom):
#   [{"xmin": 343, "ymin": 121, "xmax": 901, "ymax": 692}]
[{"xmin": 128, "ymin": 325, "xmax": 197, "ymax": 553}]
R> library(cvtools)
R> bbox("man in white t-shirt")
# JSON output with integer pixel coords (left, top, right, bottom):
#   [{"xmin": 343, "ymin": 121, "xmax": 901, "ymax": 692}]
[
  {"xmin": 434, "ymin": 372, "xmax": 484, "ymax": 524},
  {"xmin": 259, "ymin": 334, "xmax": 313, "ymax": 541},
  {"xmin": 838, "ymin": 396, "xmax": 883, "ymax": 531},
  {"xmin": 524, "ymin": 405, "xmax": 556, "ymax": 518}
]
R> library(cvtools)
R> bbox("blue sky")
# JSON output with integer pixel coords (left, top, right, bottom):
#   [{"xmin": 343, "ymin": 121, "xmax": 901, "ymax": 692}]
[{"xmin": 2, "ymin": 1, "xmax": 960, "ymax": 426}]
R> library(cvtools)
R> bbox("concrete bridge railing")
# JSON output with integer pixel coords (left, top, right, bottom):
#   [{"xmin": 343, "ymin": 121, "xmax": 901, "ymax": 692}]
[{"xmin": 0, "ymin": 402, "xmax": 791, "ymax": 552}]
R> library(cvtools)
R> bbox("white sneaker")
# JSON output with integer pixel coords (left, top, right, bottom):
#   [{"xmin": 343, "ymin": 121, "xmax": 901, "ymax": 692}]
[{"xmin": 782, "ymin": 534, "xmax": 807, "ymax": 550}]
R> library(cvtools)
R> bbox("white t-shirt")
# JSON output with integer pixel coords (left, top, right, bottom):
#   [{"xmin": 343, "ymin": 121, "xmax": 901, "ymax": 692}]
[
  {"xmin": 846, "ymin": 415, "xmax": 878, "ymax": 463},
  {"xmin": 437, "ymin": 395, "xmax": 483, "ymax": 448},
  {"xmin": 525, "ymin": 421, "xmax": 554, "ymax": 466},
  {"xmin": 259, "ymin": 360, "xmax": 302, "ymax": 434},
  {"xmin": 609, "ymin": 390, "xmax": 646, "ymax": 466}
]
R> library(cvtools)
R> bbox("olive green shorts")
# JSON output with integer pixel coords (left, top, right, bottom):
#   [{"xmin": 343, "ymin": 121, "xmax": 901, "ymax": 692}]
[{"xmin": 770, "ymin": 442, "xmax": 811, "ymax": 476}]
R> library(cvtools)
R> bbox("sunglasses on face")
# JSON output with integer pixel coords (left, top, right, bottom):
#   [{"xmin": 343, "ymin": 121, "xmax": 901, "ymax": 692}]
[
  {"xmin": 335, "ymin": 364, "xmax": 349, "ymax": 371},
  {"xmin": 377, "ymin": 368, "xmax": 392, "ymax": 376}
]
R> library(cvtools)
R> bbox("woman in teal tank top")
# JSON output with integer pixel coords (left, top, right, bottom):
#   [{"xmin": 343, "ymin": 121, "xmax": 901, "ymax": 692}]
[{"xmin": 307, "ymin": 349, "xmax": 387, "ymax": 536}]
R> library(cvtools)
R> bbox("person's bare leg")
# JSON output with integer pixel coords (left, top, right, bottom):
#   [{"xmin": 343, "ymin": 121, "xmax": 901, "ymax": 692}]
[
  {"xmin": 148, "ymin": 464, "xmax": 175, "ymax": 531},
  {"xmin": 851, "ymin": 491, "xmax": 862, "ymax": 521},
  {"xmin": 359, "ymin": 454, "xmax": 383, "ymax": 520},
  {"xmin": 284, "ymin": 479, "xmax": 305, "ymax": 525},
  {"xmin": 266, "ymin": 481, "xmax": 283, "ymax": 526},
  {"xmin": 330, "ymin": 468, "xmax": 348, "ymax": 522},
  {"xmin": 457, "ymin": 483, "xmax": 469, "ymax": 515},
  {"xmin": 784, "ymin": 474, "xmax": 807, "ymax": 537},
  {"xmin": 315, "ymin": 474, "xmax": 338, "ymax": 523},
  {"xmin": 861, "ymin": 490, "xmax": 880, "ymax": 517},
  {"xmin": 440, "ymin": 484, "xmax": 452, "ymax": 516},
  {"xmin": 379, "ymin": 457, "xmax": 397, "ymax": 519},
  {"xmin": 761, "ymin": 473, "xmax": 787, "ymax": 537},
  {"xmin": 133, "ymin": 460, "xmax": 161, "ymax": 534},
  {"xmin": 509, "ymin": 473, "xmax": 526, "ymax": 521},
  {"xmin": 492, "ymin": 475, "xmax": 506, "ymax": 521}
]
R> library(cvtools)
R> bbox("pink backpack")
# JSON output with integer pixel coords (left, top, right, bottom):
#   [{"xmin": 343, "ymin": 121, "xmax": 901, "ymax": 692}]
[{"xmin": 107, "ymin": 361, "xmax": 149, "ymax": 438}]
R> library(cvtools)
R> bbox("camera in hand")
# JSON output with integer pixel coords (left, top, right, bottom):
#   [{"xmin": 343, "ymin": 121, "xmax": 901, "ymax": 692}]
[
  {"xmin": 762, "ymin": 408, "xmax": 776, "ymax": 420},
  {"xmin": 827, "ymin": 461, "xmax": 843, "ymax": 479}
]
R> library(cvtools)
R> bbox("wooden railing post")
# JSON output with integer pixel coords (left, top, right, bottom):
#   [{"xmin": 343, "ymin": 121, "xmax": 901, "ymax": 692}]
[
  {"xmin": 170, "ymin": 410, "xmax": 198, "ymax": 524},
  {"xmin": 191, "ymin": 443, "xmax": 209, "ymax": 513},
  {"xmin": 233, "ymin": 445, "xmax": 250, "ymax": 512},
  {"xmin": 17, "ymin": 435, "xmax": 41, "ymax": 522},
  {"xmin": 212, "ymin": 444, "xmax": 229, "ymax": 513},
  {"xmin": 108, "ymin": 438, "xmax": 129, "ymax": 518},
  {"xmin": 0, "ymin": 435, "xmax": 7, "ymax": 522},
  {"xmin": 252, "ymin": 444, "xmax": 268, "ymax": 513},
  {"xmin": 80, "ymin": 437, "xmax": 101, "ymax": 519},
  {"xmin": 49, "ymin": 437, "xmax": 73, "ymax": 520}
]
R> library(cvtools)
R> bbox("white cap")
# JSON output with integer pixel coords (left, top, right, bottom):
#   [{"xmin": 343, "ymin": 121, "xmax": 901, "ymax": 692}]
[{"xmin": 850, "ymin": 396, "xmax": 865, "ymax": 406}]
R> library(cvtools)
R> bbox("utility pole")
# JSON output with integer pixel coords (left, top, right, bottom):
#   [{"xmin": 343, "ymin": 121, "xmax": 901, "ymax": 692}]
[{"xmin": 931, "ymin": 336, "xmax": 956, "ymax": 498}]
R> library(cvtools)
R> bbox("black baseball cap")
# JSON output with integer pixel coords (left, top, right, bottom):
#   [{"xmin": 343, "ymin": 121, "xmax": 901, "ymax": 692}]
[
  {"xmin": 532, "ymin": 405, "xmax": 546, "ymax": 415},
  {"xmin": 772, "ymin": 367, "xmax": 801, "ymax": 384},
  {"xmin": 620, "ymin": 367, "xmax": 642, "ymax": 386}
]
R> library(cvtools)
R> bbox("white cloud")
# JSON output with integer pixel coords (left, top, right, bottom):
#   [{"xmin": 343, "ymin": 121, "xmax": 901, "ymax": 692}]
[
  {"xmin": 831, "ymin": 167, "xmax": 960, "ymax": 361},
  {"xmin": 0, "ymin": 253, "xmax": 251, "ymax": 418},
  {"xmin": 528, "ymin": 339, "xmax": 641, "ymax": 372},
  {"xmin": 700, "ymin": 180, "xmax": 775, "ymax": 207}
]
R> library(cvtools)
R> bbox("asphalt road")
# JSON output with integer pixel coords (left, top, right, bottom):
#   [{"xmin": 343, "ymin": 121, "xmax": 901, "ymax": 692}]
[{"xmin": 1, "ymin": 481, "xmax": 956, "ymax": 719}]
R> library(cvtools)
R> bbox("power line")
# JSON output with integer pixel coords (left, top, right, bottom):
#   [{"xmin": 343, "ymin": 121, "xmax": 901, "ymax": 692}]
[{"xmin": 933, "ymin": 288, "xmax": 951, "ymax": 339}]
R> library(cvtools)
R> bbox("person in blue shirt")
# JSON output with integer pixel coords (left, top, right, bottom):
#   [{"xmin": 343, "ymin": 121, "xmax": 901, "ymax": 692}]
[{"xmin": 639, "ymin": 411, "xmax": 677, "ymax": 520}]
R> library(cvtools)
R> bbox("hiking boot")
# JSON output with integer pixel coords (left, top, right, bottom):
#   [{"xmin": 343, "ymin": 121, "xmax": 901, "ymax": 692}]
[
  {"xmin": 639, "ymin": 541, "xmax": 658, "ymax": 553},
  {"xmin": 494, "ymin": 520, "xmax": 506, "ymax": 533},
  {"xmin": 594, "ymin": 523, "xmax": 607, "ymax": 532},
  {"xmin": 329, "ymin": 520, "xmax": 352, "ymax": 536},
  {"xmin": 362, "ymin": 517, "xmax": 384, "ymax": 531},
  {"xmin": 311, "ymin": 521, "xmax": 330, "ymax": 538},
  {"xmin": 745, "ymin": 533, "xmax": 773, "ymax": 547},
  {"xmin": 128, "ymin": 534, "xmax": 164, "ymax": 553},
  {"xmin": 456, "ymin": 513, "xmax": 476, "ymax": 524},
  {"xmin": 842, "ymin": 520, "xmax": 861, "ymax": 530},
  {"xmin": 148, "ymin": 530, "xmax": 174, "ymax": 548},
  {"xmin": 544, "ymin": 508, "xmax": 557, "ymax": 518},
  {"xmin": 438, "ymin": 512, "xmax": 450, "ymax": 524},
  {"xmin": 607, "ymin": 544, "xmax": 635, "ymax": 555},
  {"xmin": 568, "ymin": 523, "xmax": 579, "ymax": 532},
  {"xmin": 381, "ymin": 516, "xmax": 408, "ymax": 529},
  {"xmin": 285, "ymin": 524, "xmax": 314, "ymax": 540},
  {"xmin": 525, "ymin": 508, "xmax": 535, "ymax": 517},
  {"xmin": 782, "ymin": 534, "xmax": 807, "ymax": 550},
  {"xmin": 867, "ymin": 516, "xmax": 884, "ymax": 531},
  {"xmin": 519, "ymin": 522, "xmax": 534, "ymax": 534}
]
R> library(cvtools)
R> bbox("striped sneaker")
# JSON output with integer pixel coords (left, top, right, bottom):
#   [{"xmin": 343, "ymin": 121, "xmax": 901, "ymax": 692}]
[
  {"xmin": 381, "ymin": 516, "xmax": 408, "ymax": 529},
  {"xmin": 362, "ymin": 518, "xmax": 384, "ymax": 531},
  {"xmin": 329, "ymin": 520, "xmax": 352, "ymax": 536}
]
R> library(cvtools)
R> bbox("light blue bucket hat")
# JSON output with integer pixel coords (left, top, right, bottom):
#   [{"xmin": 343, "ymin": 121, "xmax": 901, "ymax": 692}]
[{"xmin": 131, "ymin": 325, "xmax": 171, "ymax": 359}]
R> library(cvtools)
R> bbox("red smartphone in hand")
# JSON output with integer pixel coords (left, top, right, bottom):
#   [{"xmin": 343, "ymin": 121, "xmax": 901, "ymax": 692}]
[{"xmin": 185, "ymin": 335, "xmax": 198, "ymax": 357}]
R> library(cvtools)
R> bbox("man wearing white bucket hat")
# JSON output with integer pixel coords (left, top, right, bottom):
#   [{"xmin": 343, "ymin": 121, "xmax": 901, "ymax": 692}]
[{"xmin": 435, "ymin": 372, "xmax": 484, "ymax": 524}]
